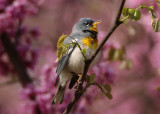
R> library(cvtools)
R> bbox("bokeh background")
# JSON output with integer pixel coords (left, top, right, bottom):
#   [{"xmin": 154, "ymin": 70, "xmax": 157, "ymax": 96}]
[{"xmin": 0, "ymin": 0, "xmax": 160, "ymax": 114}]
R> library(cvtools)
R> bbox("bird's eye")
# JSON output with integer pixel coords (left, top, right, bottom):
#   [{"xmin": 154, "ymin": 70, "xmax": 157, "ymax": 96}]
[{"xmin": 84, "ymin": 22, "xmax": 89, "ymax": 26}]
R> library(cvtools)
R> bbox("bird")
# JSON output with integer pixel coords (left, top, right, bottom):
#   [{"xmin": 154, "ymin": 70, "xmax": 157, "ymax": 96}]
[{"xmin": 52, "ymin": 18, "xmax": 101, "ymax": 104}]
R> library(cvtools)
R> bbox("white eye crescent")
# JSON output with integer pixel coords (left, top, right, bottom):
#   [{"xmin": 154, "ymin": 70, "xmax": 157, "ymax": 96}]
[{"xmin": 84, "ymin": 22, "xmax": 89, "ymax": 26}]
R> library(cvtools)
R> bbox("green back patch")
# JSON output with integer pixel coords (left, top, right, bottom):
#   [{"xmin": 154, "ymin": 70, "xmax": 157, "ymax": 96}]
[{"xmin": 57, "ymin": 34, "xmax": 68, "ymax": 60}]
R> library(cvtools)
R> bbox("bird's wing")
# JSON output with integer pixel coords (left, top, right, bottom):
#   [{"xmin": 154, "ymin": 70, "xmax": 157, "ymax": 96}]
[
  {"xmin": 56, "ymin": 35, "xmax": 76, "ymax": 84},
  {"xmin": 56, "ymin": 34, "xmax": 68, "ymax": 60}
]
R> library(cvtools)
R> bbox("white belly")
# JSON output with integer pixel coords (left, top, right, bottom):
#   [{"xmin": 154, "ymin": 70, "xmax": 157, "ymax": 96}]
[{"xmin": 67, "ymin": 47, "xmax": 100, "ymax": 75}]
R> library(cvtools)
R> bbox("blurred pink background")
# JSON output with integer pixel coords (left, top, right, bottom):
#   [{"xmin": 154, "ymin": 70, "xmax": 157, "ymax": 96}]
[{"xmin": 0, "ymin": 0, "xmax": 160, "ymax": 114}]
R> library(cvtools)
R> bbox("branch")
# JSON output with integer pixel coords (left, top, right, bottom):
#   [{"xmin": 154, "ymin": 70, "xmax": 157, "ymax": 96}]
[
  {"xmin": 63, "ymin": 0, "xmax": 126, "ymax": 114},
  {"xmin": 0, "ymin": 33, "xmax": 32, "ymax": 87}
]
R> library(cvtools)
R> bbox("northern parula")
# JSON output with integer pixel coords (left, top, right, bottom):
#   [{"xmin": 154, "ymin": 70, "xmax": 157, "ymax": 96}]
[{"xmin": 52, "ymin": 18, "xmax": 101, "ymax": 104}]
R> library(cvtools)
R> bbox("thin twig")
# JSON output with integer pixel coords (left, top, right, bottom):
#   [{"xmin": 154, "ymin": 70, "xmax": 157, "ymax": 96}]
[
  {"xmin": 63, "ymin": 0, "xmax": 126, "ymax": 114},
  {"xmin": 81, "ymin": 83, "xmax": 106, "ymax": 95}
]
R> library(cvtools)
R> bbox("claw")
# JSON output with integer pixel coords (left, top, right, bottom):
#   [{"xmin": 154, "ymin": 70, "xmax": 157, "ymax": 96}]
[{"xmin": 77, "ymin": 74, "xmax": 82, "ymax": 83}]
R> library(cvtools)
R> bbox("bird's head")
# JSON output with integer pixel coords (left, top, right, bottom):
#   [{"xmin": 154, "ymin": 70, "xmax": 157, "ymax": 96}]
[{"xmin": 71, "ymin": 18, "xmax": 101, "ymax": 39}]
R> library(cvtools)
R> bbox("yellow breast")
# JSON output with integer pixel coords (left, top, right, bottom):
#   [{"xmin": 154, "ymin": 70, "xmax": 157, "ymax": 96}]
[{"xmin": 81, "ymin": 37, "xmax": 98, "ymax": 50}]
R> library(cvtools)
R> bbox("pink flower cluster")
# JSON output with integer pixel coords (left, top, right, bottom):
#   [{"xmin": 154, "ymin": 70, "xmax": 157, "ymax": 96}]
[
  {"xmin": 0, "ymin": 0, "xmax": 41, "ymax": 76},
  {"xmin": 0, "ymin": 0, "xmax": 41, "ymax": 34}
]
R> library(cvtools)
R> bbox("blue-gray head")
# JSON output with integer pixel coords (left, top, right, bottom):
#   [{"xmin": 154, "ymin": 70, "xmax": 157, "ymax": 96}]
[{"xmin": 71, "ymin": 18, "xmax": 101, "ymax": 39}]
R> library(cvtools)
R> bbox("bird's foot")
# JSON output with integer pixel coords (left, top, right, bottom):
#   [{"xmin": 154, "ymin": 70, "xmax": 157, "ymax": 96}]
[
  {"xmin": 73, "ymin": 75, "xmax": 83, "ymax": 91},
  {"xmin": 77, "ymin": 74, "xmax": 82, "ymax": 83}
]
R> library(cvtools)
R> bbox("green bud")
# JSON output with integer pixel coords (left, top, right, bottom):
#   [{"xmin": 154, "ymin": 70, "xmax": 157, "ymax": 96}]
[
  {"xmin": 122, "ymin": 7, "xmax": 141, "ymax": 21},
  {"xmin": 128, "ymin": 9, "xmax": 141, "ymax": 21}
]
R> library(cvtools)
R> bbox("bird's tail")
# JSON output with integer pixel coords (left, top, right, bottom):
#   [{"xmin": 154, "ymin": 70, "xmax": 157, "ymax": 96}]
[{"xmin": 52, "ymin": 84, "xmax": 65, "ymax": 104}]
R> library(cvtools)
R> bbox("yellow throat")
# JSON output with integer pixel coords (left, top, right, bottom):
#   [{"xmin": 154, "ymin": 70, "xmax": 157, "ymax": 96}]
[{"xmin": 81, "ymin": 37, "xmax": 98, "ymax": 50}]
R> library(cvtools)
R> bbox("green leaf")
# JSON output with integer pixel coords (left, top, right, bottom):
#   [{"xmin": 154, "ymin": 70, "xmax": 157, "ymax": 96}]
[
  {"xmin": 92, "ymin": 83, "xmax": 113, "ymax": 100},
  {"xmin": 148, "ymin": 6, "xmax": 157, "ymax": 19},
  {"xmin": 120, "ymin": 60, "xmax": 127, "ymax": 69},
  {"xmin": 128, "ymin": 9, "xmax": 141, "ymax": 21},
  {"xmin": 128, "ymin": 8, "xmax": 135, "ymax": 16},
  {"xmin": 149, "ymin": 6, "xmax": 154, "ymax": 13},
  {"xmin": 151, "ymin": 18, "xmax": 154, "ymax": 24},
  {"xmin": 152, "ymin": 19, "xmax": 160, "ymax": 32},
  {"xmin": 106, "ymin": 93, "xmax": 113, "ymax": 99},
  {"xmin": 86, "ymin": 73, "xmax": 96, "ymax": 84},
  {"xmin": 120, "ymin": 59, "xmax": 133, "ymax": 70},
  {"xmin": 108, "ymin": 47, "xmax": 116, "ymax": 61},
  {"xmin": 103, "ymin": 84, "xmax": 112, "ymax": 93},
  {"xmin": 155, "ymin": 19, "xmax": 160, "ymax": 32},
  {"xmin": 122, "ymin": 8, "xmax": 141, "ymax": 21},
  {"xmin": 122, "ymin": 7, "xmax": 129, "ymax": 16},
  {"xmin": 108, "ymin": 47, "xmax": 125, "ymax": 61},
  {"xmin": 81, "ymin": 49, "xmax": 86, "ymax": 54},
  {"xmin": 127, "ymin": 59, "xmax": 133, "ymax": 69},
  {"xmin": 113, "ymin": 48, "xmax": 125, "ymax": 61},
  {"xmin": 133, "ymin": 10, "xmax": 141, "ymax": 21}
]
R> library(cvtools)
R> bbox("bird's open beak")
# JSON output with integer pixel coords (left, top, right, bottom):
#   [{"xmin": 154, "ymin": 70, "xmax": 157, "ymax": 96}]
[{"xmin": 90, "ymin": 20, "xmax": 101, "ymax": 32}]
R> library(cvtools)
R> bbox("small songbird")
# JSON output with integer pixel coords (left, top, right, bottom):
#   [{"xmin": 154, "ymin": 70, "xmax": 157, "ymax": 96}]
[{"xmin": 52, "ymin": 18, "xmax": 101, "ymax": 104}]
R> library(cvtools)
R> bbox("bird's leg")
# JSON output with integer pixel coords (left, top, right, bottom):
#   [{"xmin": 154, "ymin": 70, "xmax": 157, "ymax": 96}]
[
  {"xmin": 73, "ymin": 74, "xmax": 83, "ymax": 91},
  {"xmin": 73, "ymin": 74, "xmax": 87, "ymax": 91},
  {"xmin": 77, "ymin": 74, "xmax": 82, "ymax": 83}
]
